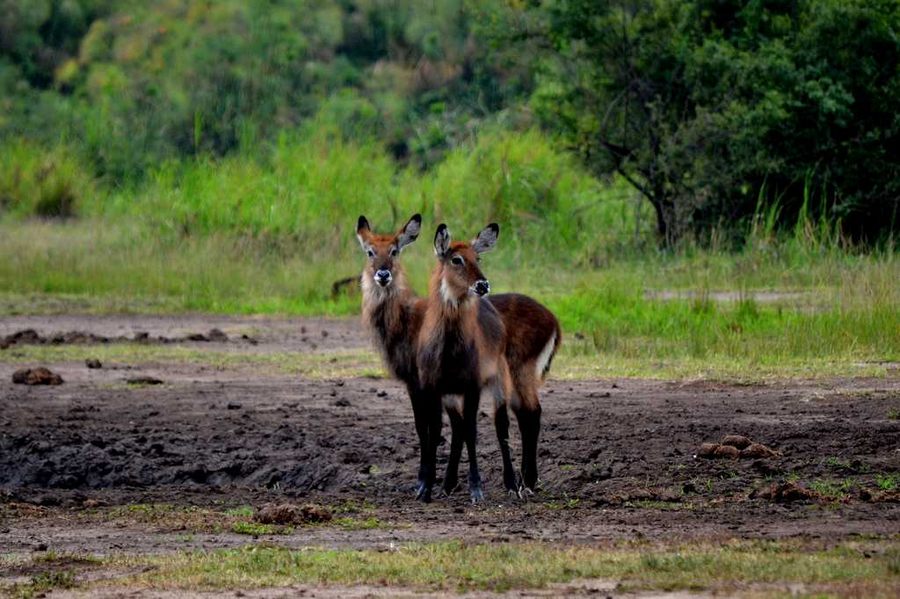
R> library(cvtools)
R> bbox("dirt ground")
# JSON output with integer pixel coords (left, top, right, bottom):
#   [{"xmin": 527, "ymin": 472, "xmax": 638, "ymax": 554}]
[{"xmin": 1, "ymin": 314, "xmax": 899, "ymax": 593}]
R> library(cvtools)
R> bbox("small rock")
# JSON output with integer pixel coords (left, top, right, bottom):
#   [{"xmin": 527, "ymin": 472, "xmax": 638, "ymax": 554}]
[
  {"xmin": 376, "ymin": 390, "xmax": 388, "ymax": 398},
  {"xmin": 85, "ymin": 358, "xmax": 102, "ymax": 369},
  {"xmin": 334, "ymin": 398, "xmax": 351, "ymax": 407},
  {"xmin": 227, "ymin": 402, "xmax": 242, "ymax": 410},
  {"xmin": 12, "ymin": 367, "xmax": 64, "ymax": 386}
]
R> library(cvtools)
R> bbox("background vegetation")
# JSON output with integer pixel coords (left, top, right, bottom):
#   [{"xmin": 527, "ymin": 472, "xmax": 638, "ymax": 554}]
[{"xmin": 0, "ymin": 0, "xmax": 897, "ymax": 374}]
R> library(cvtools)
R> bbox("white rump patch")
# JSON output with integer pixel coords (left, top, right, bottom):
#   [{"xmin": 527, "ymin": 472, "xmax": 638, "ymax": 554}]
[{"xmin": 535, "ymin": 333, "xmax": 556, "ymax": 378}]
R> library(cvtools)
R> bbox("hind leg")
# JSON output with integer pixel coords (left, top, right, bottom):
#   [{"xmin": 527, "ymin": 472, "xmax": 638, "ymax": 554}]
[
  {"xmin": 494, "ymin": 386, "xmax": 518, "ymax": 495},
  {"xmin": 516, "ymin": 404, "xmax": 541, "ymax": 491},
  {"xmin": 463, "ymin": 388, "xmax": 484, "ymax": 503},
  {"xmin": 512, "ymin": 377, "xmax": 542, "ymax": 493}
]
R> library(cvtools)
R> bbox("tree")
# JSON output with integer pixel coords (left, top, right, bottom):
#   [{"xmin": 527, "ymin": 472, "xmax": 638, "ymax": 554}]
[{"xmin": 518, "ymin": 0, "xmax": 900, "ymax": 245}]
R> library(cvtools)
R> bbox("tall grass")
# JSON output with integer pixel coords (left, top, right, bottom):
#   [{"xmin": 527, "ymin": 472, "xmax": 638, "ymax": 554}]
[{"xmin": 1, "ymin": 125, "xmax": 897, "ymax": 376}]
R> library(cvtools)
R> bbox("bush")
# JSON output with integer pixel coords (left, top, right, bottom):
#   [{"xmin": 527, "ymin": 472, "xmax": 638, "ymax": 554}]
[{"xmin": 0, "ymin": 139, "xmax": 94, "ymax": 218}]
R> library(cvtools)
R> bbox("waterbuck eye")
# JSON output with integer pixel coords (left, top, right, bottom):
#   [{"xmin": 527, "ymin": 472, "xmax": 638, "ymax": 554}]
[
  {"xmin": 389, "ymin": 247, "xmax": 398, "ymax": 257},
  {"xmin": 366, "ymin": 248, "xmax": 375, "ymax": 258},
  {"xmin": 450, "ymin": 255, "xmax": 464, "ymax": 266}
]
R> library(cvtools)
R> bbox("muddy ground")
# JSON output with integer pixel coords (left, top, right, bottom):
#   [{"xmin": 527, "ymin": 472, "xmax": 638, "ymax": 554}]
[{"xmin": 0, "ymin": 315, "xmax": 898, "ymax": 582}]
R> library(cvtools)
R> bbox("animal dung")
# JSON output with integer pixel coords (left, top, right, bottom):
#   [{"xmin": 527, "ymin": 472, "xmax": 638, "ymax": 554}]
[
  {"xmin": 697, "ymin": 435, "xmax": 780, "ymax": 460},
  {"xmin": 12, "ymin": 367, "xmax": 64, "ymax": 386}
]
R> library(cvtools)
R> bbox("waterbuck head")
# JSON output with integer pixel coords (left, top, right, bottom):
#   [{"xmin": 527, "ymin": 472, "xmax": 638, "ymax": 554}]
[
  {"xmin": 432, "ymin": 222, "xmax": 499, "ymax": 305},
  {"xmin": 356, "ymin": 213, "xmax": 421, "ymax": 292}
]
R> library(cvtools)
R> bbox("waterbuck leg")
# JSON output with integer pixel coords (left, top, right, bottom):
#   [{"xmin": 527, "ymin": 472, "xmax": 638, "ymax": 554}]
[
  {"xmin": 442, "ymin": 406, "xmax": 464, "ymax": 495},
  {"xmin": 463, "ymin": 389, "xmax": 484, "ymax": 503},
  {"xmin": 409, "ymin": 390, "xmax": 431, "ymax": 501},
  {"xmin": 418, "ymin": 393, "xmax": 443, "ymax": 503},
  {"xmin": 494, "ymin": 402, "xmax": 518, "ymax": 496},
  {"xmin": 516, "ymin": 403, "xmax": 542, "ymax": 492}
]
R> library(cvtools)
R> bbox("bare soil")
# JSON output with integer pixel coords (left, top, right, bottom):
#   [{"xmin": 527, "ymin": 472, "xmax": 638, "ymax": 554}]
[{"xmin": 0, "ymin": 314, "xmax": 898, "ymax": 588}]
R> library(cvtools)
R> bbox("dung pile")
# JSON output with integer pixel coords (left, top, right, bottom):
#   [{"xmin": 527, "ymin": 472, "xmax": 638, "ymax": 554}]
[{"xmin": 697, "ymin": 434, "xmax": 780, "ymax": 460}]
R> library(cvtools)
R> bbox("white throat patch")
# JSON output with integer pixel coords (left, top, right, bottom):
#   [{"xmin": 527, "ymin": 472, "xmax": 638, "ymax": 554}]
[{"xmin": 440, "ymin": 278, "xmax": 458, "ymax": 307}]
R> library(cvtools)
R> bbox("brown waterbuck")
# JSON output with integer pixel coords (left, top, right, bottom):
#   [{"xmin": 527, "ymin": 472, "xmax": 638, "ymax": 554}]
[
  {"xmin": 416, "ymin": 223, "xmax": 560, "ymax": 502},
  {"xmin": 356, "ymin": 216, "xmax": 559, "ymax": 503}
]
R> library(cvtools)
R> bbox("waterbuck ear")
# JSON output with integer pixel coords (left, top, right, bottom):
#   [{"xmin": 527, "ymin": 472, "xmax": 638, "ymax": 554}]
[
  {"xmin": 356, "ymin": 215, "xmax": 372, "ymax": 253},
  {"xmin": 472, "ymin": 223, "xmax": 499, "ymax": 254},
  {"xmin": 396, "ymin": 213, "xmax": 421, "ymax": 251},
  {"xmin": 434, "ymin": 223, "xmax": 451, "ymax": 257}
]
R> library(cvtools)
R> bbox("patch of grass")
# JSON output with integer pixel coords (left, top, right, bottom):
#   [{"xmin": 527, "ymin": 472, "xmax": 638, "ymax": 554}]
[
  {"xmin": 224, "ymin": 505, "xmax": 255, "ymax": 518},
  {"xmin": 332, "ymin": 516, "xmax": 385, "ymax": 530},
  {"xmin": 230, "ymin": 522, "xmax": 292, "ymax": 536},
  {"xmin": 809, "ymin": 479, "xmax": 854, "ymax": 501},
  {"xmin": 106, "ymin": 539, "xmax": 900, "ymax": 594},
  {"xmin": 10, "ymin": 570, "xmax": 77, "ymax": 599},
  {"xmin": 825, "ymin": 457, "xmax": 852, "ymax": 470},
  {"xmin": 888, "ymin": 408, "xmax": 900, "ymax": 421},
  {"xmin": 876, "ymin": 474, "xmax": 898, "ymax": 492}
]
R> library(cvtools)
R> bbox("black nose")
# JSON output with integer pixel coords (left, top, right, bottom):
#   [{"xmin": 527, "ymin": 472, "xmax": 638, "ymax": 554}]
[
  {"xmin": 474, "ymin": 280, "xmax": 490, "ymax": 296},
  {"xmin": 375, "ymin": 270, "xmax": 392, "ymax": 286}
]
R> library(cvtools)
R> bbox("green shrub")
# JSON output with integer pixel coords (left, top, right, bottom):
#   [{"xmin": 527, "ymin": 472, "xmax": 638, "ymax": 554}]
[{"xmin": 0, "ymin": 139, "xmax": 94, "ymax": 218}]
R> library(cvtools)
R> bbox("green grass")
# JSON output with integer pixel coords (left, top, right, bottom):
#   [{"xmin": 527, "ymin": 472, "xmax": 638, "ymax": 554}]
[
  {"xmin": 102, "ymin": 540, "xmax": 899, "ymax": 595},
  {"xmin": 876, "ymin": 475, "xmax": 898, "ymax": 492},
  {"xmin": 230, "ymin": 522, "xmax": 292, "ymax": 536},
  {"xmin": 0, "ymin": 129, "xmax": 897, "ymax": 378},
  {"xmin": 3, "ymin": 539, "xmax": 898, "ymax": 596}
]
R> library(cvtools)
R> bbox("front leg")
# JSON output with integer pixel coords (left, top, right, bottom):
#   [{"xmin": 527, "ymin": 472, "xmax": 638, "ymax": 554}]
[
  {"xmin": 463, "ymin": 388, "xmax": 484, "ymax": 503},
  {"xmin": 409, "ymin": 388, "xmax": 431, "ymax": 501},
  {"xmin": 442, "ymin": 402, "xmax": 464, "ymax": 496},
  {"xmin": 418, "ymin": 390, "xmax": 444, "ymax": 503}
]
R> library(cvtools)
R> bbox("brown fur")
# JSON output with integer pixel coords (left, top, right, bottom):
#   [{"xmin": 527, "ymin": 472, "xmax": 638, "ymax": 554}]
[
  {"xmin": 357, "ymin": 217, "xmax": 560, "ymax": 501},
  {"xmin": 416, "ymin": 224, "xmax": 560, "ymax": 499}
]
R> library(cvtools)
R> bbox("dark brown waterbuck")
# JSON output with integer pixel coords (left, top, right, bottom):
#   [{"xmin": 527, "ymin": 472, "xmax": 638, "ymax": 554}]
[
  {"xmin": 356, "ymin": 216, "xmax": 559, "ymax": 503},
  {"xmin": 417, "ymin": 223, "xmax": 560, "ymax": 502}
]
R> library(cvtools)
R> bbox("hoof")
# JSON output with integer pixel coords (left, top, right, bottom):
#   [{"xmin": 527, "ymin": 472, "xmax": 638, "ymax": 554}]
[
  {"xmin": 470, "ymin": 486, "xmax": 485, "ymax": 504},
  {"xmin": 441, "ymin": 481, "xmax": 461, "ymax": 497},
  {"xmin": 415, "ymin": 481, "xmax": 433, "ymax": 503}
]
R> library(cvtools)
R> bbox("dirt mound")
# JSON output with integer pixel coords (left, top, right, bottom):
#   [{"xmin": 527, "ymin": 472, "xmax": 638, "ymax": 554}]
[
  {"xmin": 0, "ymin": 328, "xmax": 234, "ymax": 349},
  {"xmin": 125, "ymin": 376, "xmax": 164, "ymax": 386},
  {"xmin": 859, "ymin": 489, "xmax": 900, "ymax": 503},
  {"xmin": 256, "ymin": 503, "xmax": 333, "ymax": 525},
  {"xmin": 752, "ymin": 482, "xmax": 820, "ymax": 503},
  {"xmin": 697, "ymin": 435, "xmax": 780, "ymax": 460},
  {"xmin": 12, "ymin": 367, "xmax": 64, "ymax": 386}
]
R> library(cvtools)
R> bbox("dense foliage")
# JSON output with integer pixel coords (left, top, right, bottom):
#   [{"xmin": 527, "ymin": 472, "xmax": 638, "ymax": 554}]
[
  {"xmin": 1, "ymin": 0, "xmax": 898, "ymax": 245},
  {"xmin": 0, "ymin": 0, "xmax": 525, "ymax": 179},
  {"xmin": 503, "ymin": 0, "xmax": 900, "ymax": 243}
]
